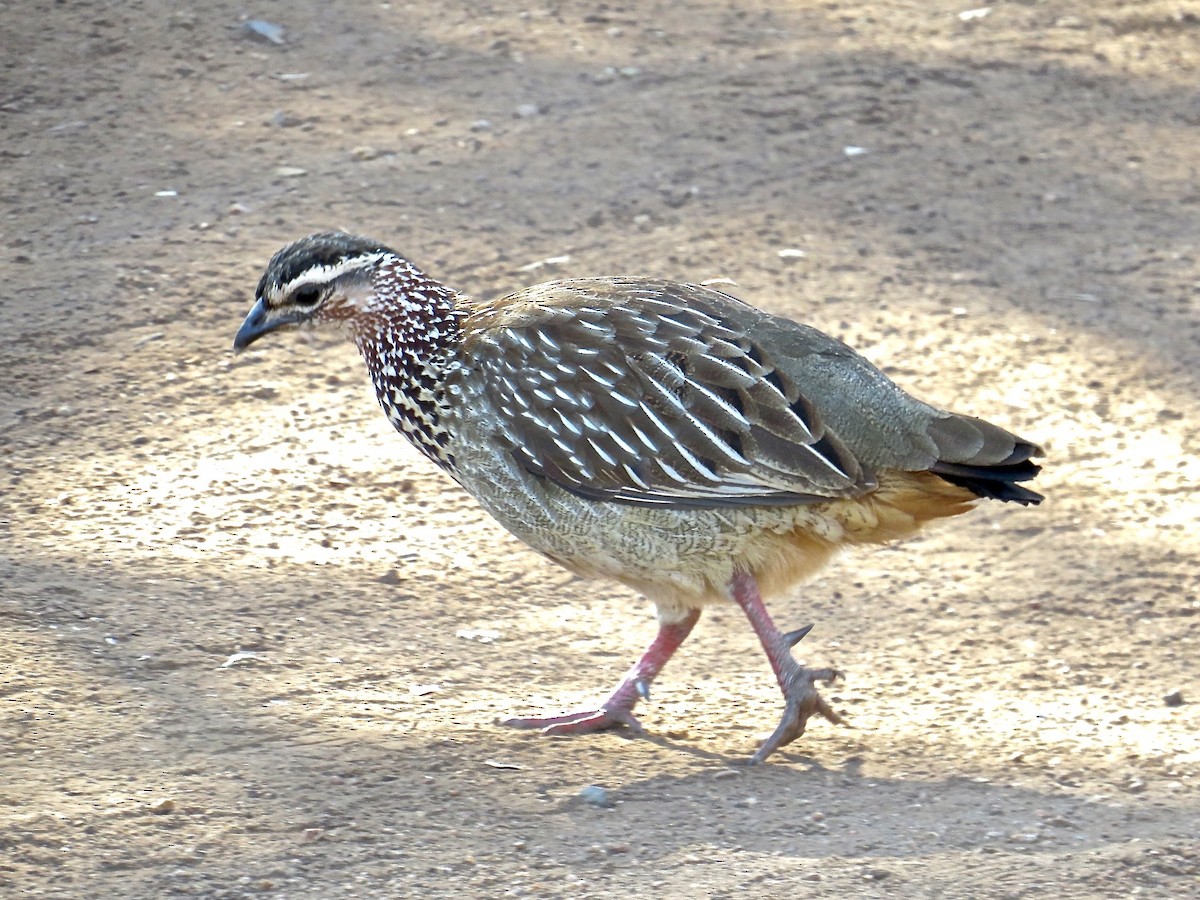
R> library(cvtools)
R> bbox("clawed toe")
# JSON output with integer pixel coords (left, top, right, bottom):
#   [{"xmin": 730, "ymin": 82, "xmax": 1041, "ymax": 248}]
[
  {"xmin": 749, "ymin": 666, "xmax": 846, "ymax": 764},
  {"xmin": 500, "ymin": 613, "xmax": 695, "ymax": 743},
  {"xmin": 502, "ymin": 707, "xmax": 643, "ymax": 736}
]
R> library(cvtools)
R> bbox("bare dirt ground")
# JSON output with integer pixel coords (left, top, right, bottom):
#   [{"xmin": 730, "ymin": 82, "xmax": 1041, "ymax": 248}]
[{"xmin": 3, "ymin": 0, "xmax": 1199, "ymax": 896}]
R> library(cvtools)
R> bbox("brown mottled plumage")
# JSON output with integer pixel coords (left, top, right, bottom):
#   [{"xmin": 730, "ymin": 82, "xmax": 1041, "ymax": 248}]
[{"xmin": 234, "ymin": 231, "xmax": 1042, "ymax": 763}]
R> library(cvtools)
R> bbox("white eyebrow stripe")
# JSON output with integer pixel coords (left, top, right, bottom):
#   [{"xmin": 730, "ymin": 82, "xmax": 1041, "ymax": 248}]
[{"xmin": 274, "ymin": 253, "xmax": 387, "ymax": 299}]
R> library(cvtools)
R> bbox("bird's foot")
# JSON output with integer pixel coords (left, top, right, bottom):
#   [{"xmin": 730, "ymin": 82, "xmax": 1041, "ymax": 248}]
[
  {"xmin": 729, "ymin": 572, "xmax": 847, "ymax": 763},
  {"xmin": 502, "ymin": 703, "xmax": 643, "ymax": 736},
  {"xmin": 502, "ymin": 611, "xmax": 700, "ymax": 741},
  {"xmin": 749, "ymin": 664, "xmax": 844, "ymax": 764}
]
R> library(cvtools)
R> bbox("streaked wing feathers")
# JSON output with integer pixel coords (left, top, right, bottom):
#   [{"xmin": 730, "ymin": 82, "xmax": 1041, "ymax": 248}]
[{"xmin": 466, "ymin": 280, "xmax": 874, "ymax": 509}]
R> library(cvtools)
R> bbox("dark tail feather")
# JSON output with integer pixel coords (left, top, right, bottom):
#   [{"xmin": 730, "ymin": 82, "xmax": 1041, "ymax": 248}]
[{"xmin": 931, "ymin": 458, "xmax": 1044, "ymax": 505}]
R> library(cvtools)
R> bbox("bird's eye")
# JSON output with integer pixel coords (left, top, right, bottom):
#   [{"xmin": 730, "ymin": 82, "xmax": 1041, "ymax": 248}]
[{"xmin": 293, "ymin": 286, "xmax": 322, "ymax": 307}]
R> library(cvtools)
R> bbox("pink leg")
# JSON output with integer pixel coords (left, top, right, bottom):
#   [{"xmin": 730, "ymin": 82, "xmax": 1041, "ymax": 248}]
[
  {"xmin": 503, "ymin": 608, "xmax": 701, "ymax": 736},
  {"xmin": 730, "ymin": 570, "xmax": 844, "ymax": 763}
]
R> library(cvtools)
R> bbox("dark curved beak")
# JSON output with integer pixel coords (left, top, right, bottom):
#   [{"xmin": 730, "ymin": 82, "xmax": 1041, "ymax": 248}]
[
  {"xmin": 233, "ymin": 298, "xmax": 270, "ymax": 351},
  {"xmin": 234, "ymin": 298, "xmax": 308, "ymax": 351}
]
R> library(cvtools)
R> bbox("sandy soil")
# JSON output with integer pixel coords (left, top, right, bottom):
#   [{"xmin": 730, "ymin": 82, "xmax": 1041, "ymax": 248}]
[{"xmin": 3, "ymin": 0, "xmax": 1199, "ymax": 896}]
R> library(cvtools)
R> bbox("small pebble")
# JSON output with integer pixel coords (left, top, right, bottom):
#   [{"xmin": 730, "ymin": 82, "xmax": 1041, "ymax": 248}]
[
  {"xmin": 515, "ymin": 104, "xmax": 541, "ymax": 118},
  {"xmin": 270, "ymin": 110, "xmax": 303, "ymax": 128},
  {"xmin": 1164, "ymin": 690, "xmax": 1184, "ymax": 707},
  {"xmin": 351, "ymin": 146, "xmax": 380, "ymax": 161},
  {"xmin": 149, "ymin": 798, "xmax": 175, "ymax": 815},
  {"xmin": 242, "ymin": 19, "xmax": 285, "ymax": 45},
  {"xmin": 579, "ymin": 785, "xmax": 613, "ymax": 808},
  {"xmin": 219, "ymin": 651, "xmax": 262, "ymax": 669},
  {"xmin": 958, "ymin": 7, "xmax": 991, "ymax": 22},
  {"xmin": 457, "ymin": 628, "xmax": 500, "ymax": 643},
  {"xmin": 483, "ymin": 758, "xmax": 521, "ymax": 770}
]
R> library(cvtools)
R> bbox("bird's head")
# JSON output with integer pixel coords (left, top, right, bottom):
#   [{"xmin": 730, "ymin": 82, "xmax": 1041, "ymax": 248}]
[{"xmin": 234, "ymin": 232, "xmax": 395, "ymax": 351}]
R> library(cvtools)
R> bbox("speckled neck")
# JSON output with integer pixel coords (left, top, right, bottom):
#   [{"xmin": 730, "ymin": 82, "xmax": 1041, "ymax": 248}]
[{"xmin": 351, "ymin": 255, "xmax": 464, "ymax": 471}]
